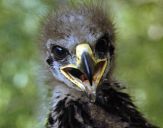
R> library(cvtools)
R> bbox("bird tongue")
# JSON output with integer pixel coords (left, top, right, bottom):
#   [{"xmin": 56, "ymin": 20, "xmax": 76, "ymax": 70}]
[{"xmin": 80, "ymin": 74, "xmax": 87, "ymax": 82}]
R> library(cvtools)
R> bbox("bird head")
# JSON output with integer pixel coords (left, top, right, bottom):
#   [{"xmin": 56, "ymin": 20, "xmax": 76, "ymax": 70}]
[{"xmin": 42, "ymin": 5, "xmax": 115, "ymax": 101}]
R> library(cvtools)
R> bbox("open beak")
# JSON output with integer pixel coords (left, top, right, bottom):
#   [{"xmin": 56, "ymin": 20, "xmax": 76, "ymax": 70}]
[{"xmin": 60, "ymin": 44, "xmax": 107, "ymax": 101}]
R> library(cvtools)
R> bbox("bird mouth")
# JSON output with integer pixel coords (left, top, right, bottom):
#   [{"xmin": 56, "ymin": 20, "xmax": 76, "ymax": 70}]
[
  {"xmin": 60, "ymin": 44, "xmax": 107, "ymax": 101},
  {"xmin": 60, "ymin": 60, "xmax": 107, "ymax": 90}
]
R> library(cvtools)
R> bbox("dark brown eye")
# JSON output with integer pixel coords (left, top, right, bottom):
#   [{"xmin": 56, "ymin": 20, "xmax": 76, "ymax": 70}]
[
  {"xmin": 51, "ymin": 45, "xmax": 69, "ymax": 60},
  {"xmin": 95, "ymin": 37, "xmax": 109, "ymax": 57}
]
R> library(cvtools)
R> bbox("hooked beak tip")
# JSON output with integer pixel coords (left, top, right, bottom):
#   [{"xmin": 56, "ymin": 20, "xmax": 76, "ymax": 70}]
[{"xmin": 81, "ymin": 52, "xmax": 95, "ymax": 86}]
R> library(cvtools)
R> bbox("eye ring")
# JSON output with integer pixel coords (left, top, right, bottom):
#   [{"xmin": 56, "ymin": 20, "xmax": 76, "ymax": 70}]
[{"xmin": 51, "ymin": 45, "xmax": 69, "ymax": 60}]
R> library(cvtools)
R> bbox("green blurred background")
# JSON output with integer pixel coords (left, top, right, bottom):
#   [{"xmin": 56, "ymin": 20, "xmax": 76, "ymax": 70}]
[{"xmin": 0, "ymin": 0, "xmax": 163, "ymax": 128}]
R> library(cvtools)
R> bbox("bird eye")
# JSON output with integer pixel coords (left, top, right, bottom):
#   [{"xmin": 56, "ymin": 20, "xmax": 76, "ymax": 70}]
[
  {"xmin": 95, "ymin": 37, "xmax": 109, "ymax": 57},
  {"xmin": 51, "ymin": 45, "xmax": 69, "ymax": 60}
]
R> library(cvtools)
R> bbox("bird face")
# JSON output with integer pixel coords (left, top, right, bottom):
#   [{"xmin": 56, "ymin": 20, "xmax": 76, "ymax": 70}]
[
  {"xmin": 60, "ymin": 43, "xmax": 107, "ymax": 99},
  {"xmin": 44, "ymin": 7, "xmax": 115, "ymax": 101}
]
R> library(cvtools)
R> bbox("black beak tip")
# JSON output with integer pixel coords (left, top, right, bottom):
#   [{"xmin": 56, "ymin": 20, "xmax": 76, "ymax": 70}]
[
  {"xmin": 88, "ymin": 76, "xmax": 93, "ymax": 86},
  {"xmin": 82, "ymin": 52, "xmax": 94, "ymax": 86}
]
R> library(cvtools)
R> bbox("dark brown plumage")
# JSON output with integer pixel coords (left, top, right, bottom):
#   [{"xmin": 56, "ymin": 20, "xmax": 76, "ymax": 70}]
[{"xmin": 40, "ymin": 2, "xmax": 158, "ymax": 128}]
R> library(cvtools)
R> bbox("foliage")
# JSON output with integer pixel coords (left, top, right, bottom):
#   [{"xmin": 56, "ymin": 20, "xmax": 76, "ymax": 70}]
[{"xmin": 0, "ymin": 0, "xmax": 162, "ymax": 127}]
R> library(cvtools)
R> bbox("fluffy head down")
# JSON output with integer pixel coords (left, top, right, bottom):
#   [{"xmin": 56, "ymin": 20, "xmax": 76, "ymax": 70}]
[{"xmin": 41, "ymin": 4, "xmax": 116, "ymax": 90}]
